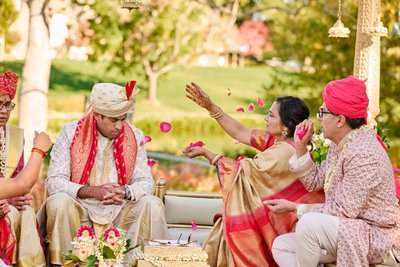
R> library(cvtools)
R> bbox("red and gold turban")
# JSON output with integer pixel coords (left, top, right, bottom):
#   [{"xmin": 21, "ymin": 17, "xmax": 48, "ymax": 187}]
[
  {"xmin": 322, "ymin": 76, "xmax": 369, "ymax": 121},
  {"xmin": 0, "ymin": 71, "xmax": 18, "ymax": 100}
]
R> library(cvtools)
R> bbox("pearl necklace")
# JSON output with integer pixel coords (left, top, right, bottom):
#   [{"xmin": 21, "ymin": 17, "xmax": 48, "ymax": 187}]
[{"xmin": 323, "ymin": 125, "xmax": 368, "ymax": 193}]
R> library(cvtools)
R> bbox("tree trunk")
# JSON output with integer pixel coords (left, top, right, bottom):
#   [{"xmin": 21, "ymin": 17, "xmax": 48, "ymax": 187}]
[
  {"xmin": 18, "ymin": 0, "xmax": 51, "ymax": 159},
  {"xmin": 146, "ymin": 71, "xmax": 159, "ymax": 105}
]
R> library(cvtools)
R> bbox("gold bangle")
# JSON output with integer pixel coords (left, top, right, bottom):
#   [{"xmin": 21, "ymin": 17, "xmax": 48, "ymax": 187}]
[{"xmin": 210, "ymin": 107, "xmax": 223, "ymax": 119}]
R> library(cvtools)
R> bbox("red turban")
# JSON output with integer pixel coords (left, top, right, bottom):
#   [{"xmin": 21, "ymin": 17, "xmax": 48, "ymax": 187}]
[
  {"xmin": 0, "ymin": 71, "xmax": 19, "ymax": 100},
  {"xmin": 322, "ymin": 76, "xmax": 369, "ymax": 121}
]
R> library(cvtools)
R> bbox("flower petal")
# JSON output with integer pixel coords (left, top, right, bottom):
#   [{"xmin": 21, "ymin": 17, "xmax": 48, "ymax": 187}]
[
  {"xmin": 257, "ymin": 97, "xmax": 265, "ymax": 107},
  {"xmin": 189, "ymin": 141, "xmax": 205, "ymax": 148},
  {"xmin": 143, "ymin": 135, "xmax": 152, "ymax": 144},
  {"xmin": 147, "ymin": 159, "xmax": 158, "ymax": 167},
  {"xmin": 160, "ymin": 122, "xmax": 172, "ymax": 133},
  {"xmin": 191, "ymin": 220, "xmax": 198, "ymax": 231},
  {"xmin": 296, "ymin": 128, "xmax": 307, "ymax": 141},
  {"xmin": 236, "ymin": 107, "xmax": 245, "ymax": 113},
  {"xmin": 237, "ymin": 155, "xmax": 247, "ymax": 162},
  {"xmin": 248, "ymin": 103, "xmax": 254, "ymax": 112}
]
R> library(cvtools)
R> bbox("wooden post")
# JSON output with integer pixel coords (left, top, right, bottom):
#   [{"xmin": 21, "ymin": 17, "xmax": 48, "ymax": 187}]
[{"xmin": 353, "ymin": 0, "xmax": 381, "ymax": 126}]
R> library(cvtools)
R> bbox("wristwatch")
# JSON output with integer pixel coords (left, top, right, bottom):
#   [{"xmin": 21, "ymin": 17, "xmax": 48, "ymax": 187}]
[{"xmin": 124, "ymin": 185, "xmax": 133, "ymax": 200}]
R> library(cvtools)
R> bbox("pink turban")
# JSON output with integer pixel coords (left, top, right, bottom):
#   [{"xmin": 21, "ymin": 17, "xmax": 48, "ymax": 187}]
[
  {"xmin": 0, "ymin": 71, "xmax": 18, "ymax": 100},
  {"xmin": 322, "ymin": 76, "xmax": 369, "ymax": 121}
]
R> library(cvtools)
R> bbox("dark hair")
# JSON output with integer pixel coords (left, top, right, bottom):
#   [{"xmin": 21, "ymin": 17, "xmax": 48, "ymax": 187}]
[
  {"xmin": 345, "ymin": 117, "xmax": 365, "ymax": 129},
  {"xmin": 275, "ymin": 96, "xmax": 310, "ymax": 138}
]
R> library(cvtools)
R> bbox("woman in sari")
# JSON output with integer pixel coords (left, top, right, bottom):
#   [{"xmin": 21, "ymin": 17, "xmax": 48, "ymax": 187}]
[{"xmin": 183, "ymin": 83, "xmax": 324, "ymax": 267}]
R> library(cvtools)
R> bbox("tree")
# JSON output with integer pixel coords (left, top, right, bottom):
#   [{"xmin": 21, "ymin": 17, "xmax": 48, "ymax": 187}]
[
  {"xmin": 18, "ymin": 0, "xmax": 51, "ymax": 158},
  {"xmin": 0, "ymin": 0, "xmax": 18, "ymax": 58},
  {"xmin": 77, "ymin": 0, "xmax": 207, "ymax": 104},
  {"xmin": 263, "ymin": 0, "xmax": 400, "ymax": 139}
]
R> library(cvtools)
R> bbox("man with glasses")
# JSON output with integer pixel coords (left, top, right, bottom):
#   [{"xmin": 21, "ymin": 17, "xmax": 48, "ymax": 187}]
[
  {"xmin": 264, "ymin": 76, "xmax": 400, "ymax": 266},
  {"xmin": 0, "ymin": 71, "xmax": 46, "ymax": 266}
]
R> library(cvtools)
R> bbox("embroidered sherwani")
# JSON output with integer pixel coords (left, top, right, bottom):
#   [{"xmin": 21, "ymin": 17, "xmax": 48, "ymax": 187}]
[
  {"xmin": 293, "ymin": 128, "xmax": 400, "ymax": 266},
  {"xmin": 0, "ymin": 125, "xmax": 46, "ymax": 267},
  {"xmin": 37, "ymin": 121, "xmax": 168, "ymax": 266}
]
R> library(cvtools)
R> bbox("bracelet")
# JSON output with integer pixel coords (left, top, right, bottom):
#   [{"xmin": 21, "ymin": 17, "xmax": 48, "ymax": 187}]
[
  {"xmin": 31, "ymin": 147, "xmax": 47, "ymax": 158},
  {"xmin": 210, "ymin": 107, "xmax": 223, "ymax": 119},
  {"xmin": 210, "ymin": 154, "xmax": 223, "ymax": 165},
  {"xmin": 295, "ymin": 204, "xmax": 304, "ymax": 218}
]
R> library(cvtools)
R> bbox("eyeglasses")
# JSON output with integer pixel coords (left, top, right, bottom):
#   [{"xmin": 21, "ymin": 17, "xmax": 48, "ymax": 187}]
[
  {"xmin": 317, "ymin": 107, "xmax": 337, "ymax": 118},
  {"xmin": 0, "ymin": 102, "xmax": 16, "ymax": 111}
]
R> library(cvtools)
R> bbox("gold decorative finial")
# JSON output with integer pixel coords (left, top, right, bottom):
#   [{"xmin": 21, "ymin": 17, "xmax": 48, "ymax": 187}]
[
  {"xmin": 329, "ymin": 0, "xmax": 350, "ymax": 38},
  {"xmin": 121, "ymin": 0, "xmax": 141, "ymax": 12}
]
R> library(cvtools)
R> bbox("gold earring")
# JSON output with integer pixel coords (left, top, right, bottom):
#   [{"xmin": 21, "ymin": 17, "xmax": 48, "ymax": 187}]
[{"xmin": 282, "ymin": 130, "xmax": 288, "ymax": 139}]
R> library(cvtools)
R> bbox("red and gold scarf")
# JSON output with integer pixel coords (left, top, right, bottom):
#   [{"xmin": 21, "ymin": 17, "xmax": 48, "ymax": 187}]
[{"xmin": 70, "ymin": 113, "xmax": 137, "ymax": 185}]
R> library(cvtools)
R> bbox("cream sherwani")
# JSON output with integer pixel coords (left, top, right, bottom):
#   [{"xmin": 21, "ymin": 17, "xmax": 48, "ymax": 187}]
[{"xmin": 37, "ymin": 121, "xmax": 168, "ymax": 266}]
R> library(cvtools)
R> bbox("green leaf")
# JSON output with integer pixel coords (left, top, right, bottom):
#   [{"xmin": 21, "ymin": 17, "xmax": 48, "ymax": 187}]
[
  {"xmin": 102, "ymin": 246, "xmax": 116, "ymax": 259},
  {"xmin": 65, "ymin": 254, "xmax": 81, "ymax": 263},
  {"xmin": 84, "ymin": 255, "xmax": 98, "ymax": 267}
]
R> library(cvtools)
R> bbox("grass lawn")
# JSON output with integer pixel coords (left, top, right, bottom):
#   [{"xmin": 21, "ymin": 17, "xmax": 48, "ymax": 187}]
[{"xmin": 2, "ymin": 59, "xmax": 400, "ymax": 166}]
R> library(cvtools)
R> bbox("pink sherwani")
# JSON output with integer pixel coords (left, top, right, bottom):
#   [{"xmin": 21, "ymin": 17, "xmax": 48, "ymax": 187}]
[{"xmin": 294, "ymin": 128, "xmax": 400, "ymax": 266}]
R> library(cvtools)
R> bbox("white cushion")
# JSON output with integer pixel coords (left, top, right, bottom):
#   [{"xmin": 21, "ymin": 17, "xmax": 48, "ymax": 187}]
[{"xmin": 165, "ymin": 195, "xmax": 222, "ymax": 225}]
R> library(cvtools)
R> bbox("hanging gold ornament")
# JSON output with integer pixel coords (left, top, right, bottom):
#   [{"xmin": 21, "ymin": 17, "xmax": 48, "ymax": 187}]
[
  {"xmin": 121, "ymin": 0, "xmax": 141, "ymax": 11},
  {"xmin": 328, "ymin": 0, "xmax": 350, "ymax": 38}
]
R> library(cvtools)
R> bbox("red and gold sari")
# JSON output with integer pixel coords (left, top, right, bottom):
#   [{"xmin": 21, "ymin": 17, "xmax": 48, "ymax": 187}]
[{"xmin": 203, "ymin": 129, "xmax": 325, "ymax": 267}]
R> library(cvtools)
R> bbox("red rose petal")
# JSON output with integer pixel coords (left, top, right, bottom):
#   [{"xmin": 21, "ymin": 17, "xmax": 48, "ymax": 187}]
[
  {"xmin": 143, "ymin": 135, "xmax": 152, "ymax": 144},
  {"xmin": 160, "ymin": 122, "xmax": 172, "ymax": 133},
  {"xmin": 248, "ymin": 103, "xmax": 254, "ymax": 112},
  {"xmin": 236, "ymin": 107, "xmax": 245, "ymax": 112},
  {"xmin": 189, "ymin": 141, "xmax": 205, "ymax": 148},
  {"xmin": 257, "ymin": 97, "xmax": 265, "ymax": 107},
  {"xmin": 191, "ymin": 220, "xmax": 198, "ymax": 231},
  {"xmin": 296, "ymin": 128, "xmax": 307, "ymax": 141},
  {"xmin": 237, "ymin": 155, "xmax": 247, "ymax": 162},
  {"xmin": 147, "ymin": 159, "xmax": 158, "ymax": 167}
]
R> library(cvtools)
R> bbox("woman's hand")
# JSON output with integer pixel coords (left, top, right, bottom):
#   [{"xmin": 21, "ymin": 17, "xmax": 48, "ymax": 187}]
[
  {"xmin": 0, "ymin": 199, "xmax": 10, "ymax": 218},
  {"xmin": 33, "ymin": 131, "xmax": 52, "ymax": 153},
  {"xmin": 7, "ymin": 196, "xmax": 33, "ymax": 211},
  {"xmin": 182, "ymin": 146, "xmax": 208, "ymax": 158},
  {"xmin": 185, "ymin": 82, "xmax": 215, "ymax": 111},
  {"xmin": 263, "ymin": 199, "xmax": 297, "ymax": 214}
]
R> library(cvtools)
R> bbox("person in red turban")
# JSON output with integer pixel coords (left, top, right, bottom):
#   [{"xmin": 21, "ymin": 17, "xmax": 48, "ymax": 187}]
[
  {"xmin": 0, "ymin": 71, "xmax": 51, "ymax": 266},
  {"xmin": 0, "ymin": 71, "xmax": 18, "ymax": 100},
  {"xmin": 265, "ymin": 76, "xmax": 400, "ymax": 266},
  {"xmin": 322, "ymin": 76, "xmax": 369, "ymax": 122}
]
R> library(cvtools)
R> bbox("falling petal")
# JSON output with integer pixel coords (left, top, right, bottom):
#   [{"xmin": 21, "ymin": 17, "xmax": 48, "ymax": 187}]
[
  {"xmin": 296, "ymin": 128, "xmax": 307, "ymax": 141},
  {"xmin": 191, "ymin": 220, "xmax": 198, "ymax": 231},
  {"xmin": 236, "ymin": 107, "xmax": 245, "ymax": 113},
  {"xmin": 237, "ymin": 155, "xmax": 247, "ymax": 162},
  {"xmin": 248, "ymin": 103, "xmax": 254, "ymax": 112},
  {"xmin": 234, "ymin": 140, "xmax": 240, "ymax": 144},
  {"xmin": 147, "ymin": 159, "xmax": 158, "ymax": 167},
  {"xmin": 160, "ymin": 122, "xmax": 172, "ymax": 133},
  {"xmin": 227, "ymin": 88, "xmax": 232, "ymax": 96},
  {"xmin": 143, "ymin": 136, "xmax": 152, "ymax": 144},
  {"xmin": 257, "ymin": 97, "xmax": 265, "ymax": 107},
  {"xmin": 189, "ymin": 141, "xmax": 205, "ymax": 148}
]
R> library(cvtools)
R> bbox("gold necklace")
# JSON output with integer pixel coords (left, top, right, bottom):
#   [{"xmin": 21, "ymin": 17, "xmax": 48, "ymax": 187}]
[
  {"xmin": 0, "ymin": 127, "xmax": 6, "ymax": 177},
  {"xmin": 323, "ymin": 125, "xmax": 368, "ymax": 193}
]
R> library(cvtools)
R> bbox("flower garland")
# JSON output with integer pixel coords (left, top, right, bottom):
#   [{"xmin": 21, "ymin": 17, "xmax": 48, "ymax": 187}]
[
  {"xmin": 323, "ymin": 125, "xmax": 368, "ymax": 193},
  {"xmin": 0, "ymin": 127, "xmax": 6, "ymax": 177},
  {"xmin": 131, "ymin": 248, "xmax": 209, "ymax": 267}
]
